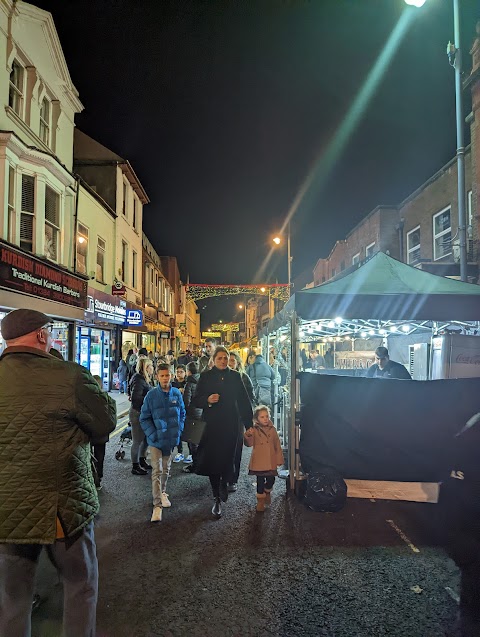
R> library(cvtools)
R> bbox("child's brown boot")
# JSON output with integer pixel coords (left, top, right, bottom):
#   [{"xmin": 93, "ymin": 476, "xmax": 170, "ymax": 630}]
[
  {"xmin": 256, "ymin": 493, "xmax": 266, "ymax": 512},
  {"xmin": 264, "ymin": 489, "xmax": 272, "ymax": 506}
]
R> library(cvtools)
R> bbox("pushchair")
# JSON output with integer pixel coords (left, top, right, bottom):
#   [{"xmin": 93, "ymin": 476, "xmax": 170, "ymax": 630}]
[{"xmin": 115, "ymin": 424, "xmax": 132, "ymax": 460}]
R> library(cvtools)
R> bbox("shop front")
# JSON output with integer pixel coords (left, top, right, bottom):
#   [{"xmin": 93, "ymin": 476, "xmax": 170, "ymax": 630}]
[
  {"xmin": 121, "ymin": 305, "xmax": 147, "ymax": 359},
  {"xmin": 0, "ymin": 240, "xmax": 87, "ymax": 358},
  {"xmin": 78, "ymin": 288, "xmax": 127, "ymax": 390}
]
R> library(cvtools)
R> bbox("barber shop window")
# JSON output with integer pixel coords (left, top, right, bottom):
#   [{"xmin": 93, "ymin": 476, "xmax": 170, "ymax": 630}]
[
  {"xmin": 433, "ymin": 207, "xmax": 452, "ymax": 260},
  {"xmin": 407, "ymin": 226, "xmax": 421, "ymax": 265}
]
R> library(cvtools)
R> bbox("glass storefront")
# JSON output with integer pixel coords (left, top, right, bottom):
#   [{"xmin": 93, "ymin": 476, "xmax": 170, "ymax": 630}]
[
  {"xmin": 141, "ymin": 333, "xmax": 156, "ymax": 353},
  {"xmin": 0, "ymin": 311, "xmax": 71, "ymax": 359},
  {"xmin": 76, "ymin": 327, "xmax": 112, "ymax": 390},
  {"xmin": 51, "ymin": 322, "xmax": 70, "ymax": 360},
  {"xmin": 122, "ymin": 331, "xmax": 138, "ymax": 359}
]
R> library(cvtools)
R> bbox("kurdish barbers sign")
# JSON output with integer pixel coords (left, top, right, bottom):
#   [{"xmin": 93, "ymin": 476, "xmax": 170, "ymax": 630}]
[{"xmin": 0, "ymin": 240, "xmax": 87, "ymax": 308}]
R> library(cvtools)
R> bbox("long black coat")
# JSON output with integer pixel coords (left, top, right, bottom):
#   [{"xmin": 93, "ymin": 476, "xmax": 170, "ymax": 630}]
[{"xmin": 192, "ymin": 366, "xmax": 253, "ymax": 477}]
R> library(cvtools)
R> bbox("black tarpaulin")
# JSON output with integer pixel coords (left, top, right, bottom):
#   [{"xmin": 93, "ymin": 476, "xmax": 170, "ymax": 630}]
[{"xmin": 299, "ymin": 373, "xmax": 480, "ymax": 482}]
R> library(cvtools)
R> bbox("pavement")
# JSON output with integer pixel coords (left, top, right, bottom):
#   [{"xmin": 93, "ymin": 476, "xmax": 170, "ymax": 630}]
[
  {"xmin": 107, "ymin": 390, "xmax": 130, "ymax": 419},
  {"xmin": 31, "ymin": 417, "xmax": 462, "ymax": 637}
]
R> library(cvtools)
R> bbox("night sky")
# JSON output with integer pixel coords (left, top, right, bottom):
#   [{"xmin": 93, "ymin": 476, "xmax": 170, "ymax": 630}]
[{"xmin": 34, "ymin": 0, "xmax": 478, "ymax": 325}]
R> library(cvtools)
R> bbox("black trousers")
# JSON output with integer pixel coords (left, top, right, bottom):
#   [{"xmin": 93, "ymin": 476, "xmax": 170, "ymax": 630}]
[
  {"xmin": 92, "ymin": 443, "xmax": 106, "ymax": 481},
  {"xmin": 256, "ymin": 476, "xmax": 275, "ymax": 494}
]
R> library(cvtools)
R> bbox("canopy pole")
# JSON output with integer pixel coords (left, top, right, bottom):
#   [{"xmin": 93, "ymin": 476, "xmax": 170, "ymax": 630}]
[{"xmin": 289, "ymin": 311, "xmax": 299, "ymax": 491}]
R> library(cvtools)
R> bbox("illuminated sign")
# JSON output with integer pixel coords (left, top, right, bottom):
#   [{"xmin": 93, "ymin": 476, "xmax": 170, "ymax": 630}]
[
  {"xmin": 126, "ymin": 309, "xmax": 143, "ymax": 326},
  {"xmin": 202, "ymin": 331, "xmax": 222, "ymax": 338},
  {"xmin": 0, "ymin": 240, "xmax": 87, "ymax": 308},
  {"xmin": 211, "ymin": 322, "xmax": 239, "ymax": 332}
]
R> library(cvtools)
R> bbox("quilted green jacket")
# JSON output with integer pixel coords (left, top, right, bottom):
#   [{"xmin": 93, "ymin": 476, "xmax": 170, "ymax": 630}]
[{"xmin": 0, "ymin": 346, "xmax": 117, "ymax": 544}]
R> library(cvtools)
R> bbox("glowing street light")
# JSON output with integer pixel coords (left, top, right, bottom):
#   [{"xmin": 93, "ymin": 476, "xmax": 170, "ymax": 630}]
[
  {"xmin": 404, "ymin": 0, "xmax": 467, "ymax": 281},
  {"xmin": 272, "ymin": 224, "xmax": 292, "ymax": 295}
]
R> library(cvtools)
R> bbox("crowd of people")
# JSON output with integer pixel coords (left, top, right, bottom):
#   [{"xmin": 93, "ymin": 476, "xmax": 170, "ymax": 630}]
[{"xmin": 0, "ymin": 315, "xmax": 288, "ymax": 636}]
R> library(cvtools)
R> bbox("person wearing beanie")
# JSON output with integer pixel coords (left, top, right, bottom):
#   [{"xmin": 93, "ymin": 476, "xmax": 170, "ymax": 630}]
[{"xmin": 0, "ymin": 309, "xmax": 116, "ymax": 637}]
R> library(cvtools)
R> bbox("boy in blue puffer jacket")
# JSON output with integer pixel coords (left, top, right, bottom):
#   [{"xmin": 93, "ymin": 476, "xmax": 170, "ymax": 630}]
[{"xmin": 140, "ymin": 363, "xmax": 186, "ymax": 522}]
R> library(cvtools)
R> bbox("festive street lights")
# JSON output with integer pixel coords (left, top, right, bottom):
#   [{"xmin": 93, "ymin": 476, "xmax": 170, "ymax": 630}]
[
  {"xmin": 272, "ymin": 222, "xmax": 292, "ymax": 295},
  {"xmin": 405, "ymin": 0, "xmax": 467, "ymax": 281}
]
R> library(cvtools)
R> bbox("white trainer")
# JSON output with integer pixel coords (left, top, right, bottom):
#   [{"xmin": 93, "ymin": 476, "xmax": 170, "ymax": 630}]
[
  {"xmin": 150, "ymin": 506, "xmax": 162, "ymax": 522},
  {"xmin": 161, "ymin": 492, "xmax": 171, "ymax": 508}
]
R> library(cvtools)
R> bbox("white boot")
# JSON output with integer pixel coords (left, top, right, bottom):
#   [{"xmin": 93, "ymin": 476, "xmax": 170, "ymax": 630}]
[{"xmin": 151, "ymin": 506, "xmax": 162, "ymax": 522}]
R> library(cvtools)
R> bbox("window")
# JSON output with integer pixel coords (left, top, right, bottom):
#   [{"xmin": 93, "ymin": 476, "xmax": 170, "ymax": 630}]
[
  {"xmin": 7, "ymin": 167, "xmax": 15, "ymax": 243},
  {"xmin": 39, "ymin": 98, "xmax": 50, "ymax": 145},
  {"xmin": 433, "ymin": 207, "xmax": 452, "ymax": 260},
  {"xmin": 121, "ymin": 240, "xmax": 127, "ymax": 283},
  {"xmin": 45, "ymin": 186, "xmax": 60, "ymax": 261},
  {"xmin": 340, "ymin": 261, "xmax": 345, "ymax": 272},
  {"xmin": 76, "ymin": 223, "xmax": 89, "ymax": 274},
  {"xmin": 96, "ymin": 237, "xmax": 105, "ymax": 282},
  {"xmin": 122, "ymin": 182, "xmax": 127, "ymax": 216},
  {"xmin": 331, "ymin": 268, "xmax": 336, "ymax": 278},
  {"xmin": 20, "ymin": 175, "xmax": 35, "ymax": 252},
  {"xmin": 9, "ymin": 61, "xmax": 24, "ymax": 116},
  {"xmin": 352, "ymin": 253, "xmax": 360, "ymax": 265},
  {"xmin": 365, "ymin": 242, "xmax": 375, "ymax": 258},
  {"xmin": 132, "ymin": 250, "xmax": 137, "ymax": 288},
  {"xmin": 407, "ymin": 226, "xmax": 421, "ymax": 265},
  {"xmin": 154, "ymin": 271, "xmax": 159, "ymax": 304},
  {"xmin": 133, "ymin": 197, "xmax": 138, "ymax": 231}
]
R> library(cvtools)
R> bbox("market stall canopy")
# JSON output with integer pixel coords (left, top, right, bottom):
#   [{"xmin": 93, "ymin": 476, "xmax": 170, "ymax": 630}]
[{"xmin": 265, "ymin": 252, "xmax": 480, "ymax": 331}]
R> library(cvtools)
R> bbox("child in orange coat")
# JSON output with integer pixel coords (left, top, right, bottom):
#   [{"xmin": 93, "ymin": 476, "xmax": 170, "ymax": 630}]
[{"xmin": 244, "ymin": 405, "xmax": 284, "ymax": 512}]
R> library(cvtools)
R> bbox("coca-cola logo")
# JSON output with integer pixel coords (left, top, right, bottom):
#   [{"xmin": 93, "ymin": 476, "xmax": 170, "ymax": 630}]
[{"xmin": 456, "ymin": 353, "xmax": 480, "ymax": 365}]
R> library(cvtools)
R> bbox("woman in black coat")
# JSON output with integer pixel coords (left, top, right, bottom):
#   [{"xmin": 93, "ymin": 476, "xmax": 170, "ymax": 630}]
[{"xmin": 193, "ymin": 346, "xmax": 253, "ymax": 518}]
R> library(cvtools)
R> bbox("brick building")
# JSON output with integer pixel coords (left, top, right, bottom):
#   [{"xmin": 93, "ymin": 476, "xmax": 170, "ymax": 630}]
[{"xmin": 312, "ymin": 25, "xmax": 480, "ymax": 288}]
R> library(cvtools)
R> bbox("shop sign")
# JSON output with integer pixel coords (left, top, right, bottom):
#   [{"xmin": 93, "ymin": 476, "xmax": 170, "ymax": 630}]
[
  {"xmin": 85, "ymin": 288, "xmax": 126, "ymax": 325},
  {"xmin": 126, "ymin": 309, "xmax": 143, "ymax": 327},
  {"xmin": 160, "ymin": 331, "xmax": 171, "ymax": 339},
  {"xmin": 112, "ymin": 280, "xmax": 126, "ymax": 296},
  {"xmin": 0, "ymin": 240, "xmax": 87, "ymax": 308},
  {"xmin": 202, "ymin": 331, "xmax": 222, "ymax": 338}
]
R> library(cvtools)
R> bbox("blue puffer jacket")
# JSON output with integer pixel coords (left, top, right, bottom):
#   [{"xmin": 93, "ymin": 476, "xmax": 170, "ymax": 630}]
[{"xmin": 140, "ymin": 386, "xmax": 186, "ymax": 453}]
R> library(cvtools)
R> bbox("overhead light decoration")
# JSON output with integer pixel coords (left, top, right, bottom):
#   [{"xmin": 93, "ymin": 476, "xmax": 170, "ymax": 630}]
[
  {"xmin": 402, "ymin": 324, "xmax": 411, "ymax": 333},
  {"xmin": 328, "ymin": 321, "xmax": 335, "ymax": 329},
  {"xmin": 368, "ymin": 330, "xmax": 375, "ymax": 336},
  {"xmin": 361, "ymin": 332, "xmax": 367, "ymax": 338},
  {"xmin": 379, "ymin": 329, "xmax": 386, "ymax": 336},
  {"xmin": 334, "ymin": 316, "xmax": 343, "ymax": 324},
  {"xmin": 390, "ymin": 325, "xmax": 398, "ymax": 332}
]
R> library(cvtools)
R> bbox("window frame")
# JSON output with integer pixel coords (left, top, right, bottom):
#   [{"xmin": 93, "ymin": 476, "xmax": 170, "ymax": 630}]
[
  {"xmin": 9, "ymin": 60, "xmax": 24, "ymax": 117},
  {"xmin": 44, "ymin": 185, "xmax": 60, "ymax": 262},
  {"xmin": 96, "ymin": 236, "xmax": 106, "ymax": 282},
  {"xmin": 76, "ymin": 222, "xmax": 89, "ymax": 275},
  {"xmin": 133, "ymin": 196, "xmax": 138, "ymax": 231},
  {"xmin": 406, "ymin": 225, "xmax": 421, "ymax": 265},
  {"xmin": 121, "ymin": 240, "xmax": 128, "ymax": 284},
  {"xmin": 365, "ymin": 242, "xmax": 376, "ymax": 259},
  {"xmin": 433, "ymin": 206, "xmax": 452, "ymax": 261},
  {"xmin": 352, "ymin": 253, "xmax": 360, "ymax": 266},
  {"xmin": 20, "ymin": 174, "xmax": 35, "ymax": 253},
  {"xmin": 39, "ymin": 97, "xmax": 51, "ymax": 146},
  {"xmin": 132, "ymin": 249, "xmax": 137, "ymax": 289},
  {"xmin": 122, "ymin": 181, "xmax": 128, "ymax": 217},
  {"xmin": 7, "ymin": 166, "xmax": 16, "ymax": 244}
]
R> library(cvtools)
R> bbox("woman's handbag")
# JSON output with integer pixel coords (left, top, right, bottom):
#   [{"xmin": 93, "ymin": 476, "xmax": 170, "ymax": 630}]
[{"xmin": 183, "ymin": 417, "xmax": 207, "ymax": 445}]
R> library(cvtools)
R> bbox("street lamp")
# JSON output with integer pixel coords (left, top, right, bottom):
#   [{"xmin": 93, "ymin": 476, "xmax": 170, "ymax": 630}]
[
  {"xmin": 272, "ymin": 222, "xmax": 292, "ymax": 295},
  {"xmin": 405, "ymin": 0, "xmax": 467, "ymax": 281}
]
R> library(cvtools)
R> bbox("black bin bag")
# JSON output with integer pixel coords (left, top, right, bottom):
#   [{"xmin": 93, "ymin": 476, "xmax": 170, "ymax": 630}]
[{"xmin": 305, "ymin": 466, "xmax": 347, "ymax": 512}]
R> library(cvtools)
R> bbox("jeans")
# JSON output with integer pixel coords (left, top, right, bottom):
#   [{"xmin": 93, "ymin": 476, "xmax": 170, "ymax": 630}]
[
  {"xmin": 120, "ymin": 380, "xmax": 128, "ymax": 394},
  {"xmin": 129, "ymin": 407, "xmax": 148, "ymax": 465},
  {"xmin": 0, "ymin": 522, "xmax": 98, "ymax": 637},
  {"xmin": 150, "ymin": 447, "xmax": 173, "ymax": 507},
  {"xmin": 257, "ymin": 476, "xmax": 275, "ymax": 494}
]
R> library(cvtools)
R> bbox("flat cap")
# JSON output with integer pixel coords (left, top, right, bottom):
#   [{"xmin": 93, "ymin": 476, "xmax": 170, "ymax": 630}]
[{"xmin": 1, "ymin": 309, "xmax": 51, "ymax": 341}]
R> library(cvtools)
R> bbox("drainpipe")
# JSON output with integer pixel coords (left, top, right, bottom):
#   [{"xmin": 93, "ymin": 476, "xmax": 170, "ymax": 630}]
[
  {"xmin": 73, "ymin": 175, "xmax": 80, "ymax": 272},
  {"xmin": 396, "ymin": 218, "xmax": 405, "ymax": 262}
]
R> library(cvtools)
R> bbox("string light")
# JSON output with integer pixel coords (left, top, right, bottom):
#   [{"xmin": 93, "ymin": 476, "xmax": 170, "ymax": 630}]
[{"xmin": 186, "ymin": 284, "xmax": 289, "ymax": 302}]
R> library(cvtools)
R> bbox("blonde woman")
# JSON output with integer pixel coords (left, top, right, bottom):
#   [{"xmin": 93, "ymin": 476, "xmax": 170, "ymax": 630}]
[{"xmin": 129, "ymin": 356, "xmax": 154, "ymax": 475}]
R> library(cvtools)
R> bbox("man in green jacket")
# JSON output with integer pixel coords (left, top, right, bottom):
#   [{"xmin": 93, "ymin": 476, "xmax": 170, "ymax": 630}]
[{"xmin": 0, "ymin": 309, "xmax": 116, "ymax": 637}]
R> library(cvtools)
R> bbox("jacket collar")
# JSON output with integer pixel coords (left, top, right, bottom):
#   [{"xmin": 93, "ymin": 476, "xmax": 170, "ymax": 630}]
[{"xmin": 0, "ymin": 345, "xmax": 55, "ymax": 362}]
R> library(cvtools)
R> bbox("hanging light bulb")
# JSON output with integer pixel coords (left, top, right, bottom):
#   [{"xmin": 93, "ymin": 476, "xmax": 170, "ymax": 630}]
[
  {"xmin": 368, "ymin": 330, "xmax": 375, "ymax": 336},
  {"xmin": 402, "ymin": 324, "xmax": 411, "ymax": 333},
  {"xmin": 328, "ymin": 321, "xmax": 335, "ymax": 329},
  {"xmin": 390, "ymin": 325, "xmax": 398, "ymax": 333},
  {"xmin": 334, "ymin": 317, "xmax": 343, "ymax": 324},
  {"xmin": 361, "ymin": 332, "xmax": 367, "ymax": 338}
]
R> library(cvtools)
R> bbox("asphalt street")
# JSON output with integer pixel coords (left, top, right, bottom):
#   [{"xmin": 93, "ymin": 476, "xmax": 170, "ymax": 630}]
[{"xmin": 31, "ymin": 413, "xmax": 462, "ymax": 637}]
